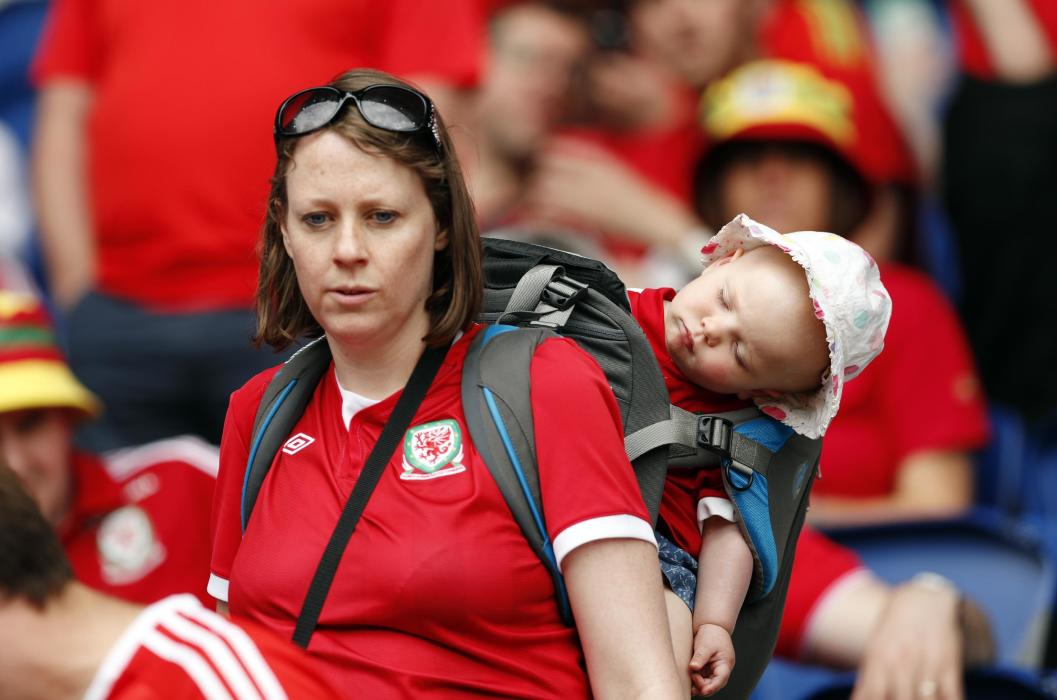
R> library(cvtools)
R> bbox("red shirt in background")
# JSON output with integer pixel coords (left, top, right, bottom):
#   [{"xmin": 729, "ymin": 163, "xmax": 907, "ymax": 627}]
[
  {"xmin": 812, "ymin": 264, "xmax": 989, "ymax": 499},
  {"xmin": 32, "ymin": 0, "xmax": 482, "ymax": 311},
  {"xmin": 61, "ymin": 437, "xmax": 217, "ymax": 606},
  {"xmin": 555, "ymin": 0, "xmax": 914, "ymax": 241},
  {"xmin": 87, "ymin": 594, "xmax": 340, "ymax": 699}
]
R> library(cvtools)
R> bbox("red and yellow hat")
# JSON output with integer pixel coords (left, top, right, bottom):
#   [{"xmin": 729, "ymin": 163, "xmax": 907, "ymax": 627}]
[
  {"xmin": 700, "ymin": 59, "xmax": 862, "ymax": 175},
  {"xmin": 0, "ymin": 291, "xmax": 100, "ymax": 418}
]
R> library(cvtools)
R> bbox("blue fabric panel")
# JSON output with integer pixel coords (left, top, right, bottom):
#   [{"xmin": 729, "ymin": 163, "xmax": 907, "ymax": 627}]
[
  {"xmin": 481, "ymin": 323, "xmax": 517, "ymax": 343},
  {"xmin": 735, "ymin": 416, "xmax": 794, "ymax": 452},
  {"xmin": 731, "ymin": 416, "xmax": 787, "ymax": 599},
  {"xmin": 729, "ymin": 468, "xmax": 777, "ymax": 600}
]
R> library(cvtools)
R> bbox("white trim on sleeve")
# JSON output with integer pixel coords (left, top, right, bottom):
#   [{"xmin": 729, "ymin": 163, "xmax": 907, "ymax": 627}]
[
  {"xmin": 553, "ymin": 514, "xmax": 657, "ymax": 571},
  {"xmin": 797, "ymin": 567, "xmax": 873, "ymax": 660},
  {"xmin": 103, "ymin": 435, "xmax": 220, "ymax": 480},
  {"xmin": 697, "ymin": 496, "xmax": 736, "ymax": 526},
  {"xmin": 83, "ymin": 595, "xmax": 190, "ymax": 700},
  {"xmin": 207, "ymin": 573, "xmax": 230, "ymax": 603}
]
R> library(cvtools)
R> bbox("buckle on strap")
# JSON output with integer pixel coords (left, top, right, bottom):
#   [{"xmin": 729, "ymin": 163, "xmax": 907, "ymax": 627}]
[
  {"xmin": 696, "ymin": 415, "xmax": 733, "ymax": 455},
  {"xmin": 540, "ymin": 275, "xmax": 587, "ymax": 310}
]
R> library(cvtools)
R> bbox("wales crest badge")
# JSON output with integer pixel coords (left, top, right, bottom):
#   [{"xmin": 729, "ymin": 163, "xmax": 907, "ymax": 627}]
[{"xmin": 401, "ymin": 419, "xmax": 466, "ymax": 480}]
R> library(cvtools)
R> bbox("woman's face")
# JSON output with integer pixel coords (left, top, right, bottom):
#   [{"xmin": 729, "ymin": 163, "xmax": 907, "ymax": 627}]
[
  {"xmin": 718, "ymin": 146, "xmax": 832, "ymax": 233},
  {"xmin": 0, "ymin": 408, "xmax": 74, "ymax": 526},
  {"xmin": 282, "ymin": 130, "xmax": 448, "ymax": 352}
]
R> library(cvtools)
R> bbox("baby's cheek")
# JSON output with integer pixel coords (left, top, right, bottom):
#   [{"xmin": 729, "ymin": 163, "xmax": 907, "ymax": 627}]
[{"xmin": 689, "ymin": 358, "xmax": 736, "ymax": 394}]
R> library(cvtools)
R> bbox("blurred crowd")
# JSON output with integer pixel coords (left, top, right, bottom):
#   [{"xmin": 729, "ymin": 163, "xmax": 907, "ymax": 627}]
[{"xmin": 1, "ymin": 0, "xmax": 1056, "ymax": 697}]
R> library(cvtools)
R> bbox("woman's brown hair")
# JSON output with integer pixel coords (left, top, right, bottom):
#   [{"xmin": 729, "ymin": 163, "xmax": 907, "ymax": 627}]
[{"xmin": 255, "ymin": 68, "xmax": 482, "ymax": 350}]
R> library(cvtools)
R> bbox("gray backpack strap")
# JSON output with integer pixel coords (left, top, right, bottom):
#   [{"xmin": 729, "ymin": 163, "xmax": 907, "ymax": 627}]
[
  {"xmin": 241, "ymin": 336, "xmax": 332, "ymax": 532},
  {"xmin": 627, "ymin": 405, "xmax": 773, "ymax": 477},
  {"xmin": 499, "ymin": 263, "xmax": 587, "ymax": 330},
  {"xmin": 461, "ymin": 324, "xmax": 573, "ymax": 624}
]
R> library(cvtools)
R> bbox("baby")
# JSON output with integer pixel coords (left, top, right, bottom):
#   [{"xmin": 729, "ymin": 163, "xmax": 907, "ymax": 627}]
[{"xmin": 628, "ymin": 213, "xmax": 892, "ymax": 696}]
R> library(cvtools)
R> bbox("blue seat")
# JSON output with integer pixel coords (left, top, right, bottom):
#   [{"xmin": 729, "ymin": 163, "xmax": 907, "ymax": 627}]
[
  {"xmin": 975, "ymin": 405, "xmax": 1031, "ymax": 514},
  {"xmin": 750, "ymin": 659, "xmax": 846, "ymax": 700},
  {"xmin": 801, "ymin": 667, "xmax": 1057, "ymax": 699},
  {"xmin": 752, "ymin": 664, "xmax": 1057, "ymax": 700}
]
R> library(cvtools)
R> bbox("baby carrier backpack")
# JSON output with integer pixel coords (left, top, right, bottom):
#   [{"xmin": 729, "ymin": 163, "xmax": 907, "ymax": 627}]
[{"xmin": 240, "ymin": 237, "xmax": 822, "ymax": 697}]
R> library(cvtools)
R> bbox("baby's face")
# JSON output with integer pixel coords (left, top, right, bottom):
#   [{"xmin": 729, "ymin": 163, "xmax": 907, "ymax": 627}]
[{"xmin": 665, "ymin": 246, "xmax": 830, "ymax": 397}]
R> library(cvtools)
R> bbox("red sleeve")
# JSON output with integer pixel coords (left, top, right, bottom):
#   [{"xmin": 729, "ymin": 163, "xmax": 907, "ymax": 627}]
[
  {"xmin": 371, "ymin": 0, "xmax": 483, "ymax": 88},
  {"xmin": 878, "ymin": 268, "xmax": 990, "ymax": 458},
  {"xmin": 209, "ymin": 368, "xmax": 279, "ymax": 599},
  {"xmin": 31, "ymin": 0, "xmax": 99, "ymax": 84},
  {"xmin": 530, "ymin": 337, "xmax": 652, "ymax": 543},
  {"xmin": 697, "ymin": 468, "xmax": 726, "ymax": 501},
  {"xmin": 775, "ymin": 526, "xmax": 864, "ymax": 659}
]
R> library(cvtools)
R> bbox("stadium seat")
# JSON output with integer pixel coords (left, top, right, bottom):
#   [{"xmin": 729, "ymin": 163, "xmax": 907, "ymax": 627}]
[{"xmin": 803, "ymin": 666, "xmax": 1057, "ymax": 699}]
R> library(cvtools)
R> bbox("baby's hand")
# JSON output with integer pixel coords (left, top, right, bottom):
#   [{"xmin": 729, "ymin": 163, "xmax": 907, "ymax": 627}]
[{"xmin": 689, "ymin": 623, "xmax": 735, "ymax": 697}]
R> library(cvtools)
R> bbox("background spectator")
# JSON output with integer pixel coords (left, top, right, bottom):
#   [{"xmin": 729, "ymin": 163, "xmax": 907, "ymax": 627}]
[
  {"xmin": 0, "ymin": 462, "xmax": 340, "ymax": 700},
  {"xmin": 0, "ymin": 275, "xmax": 216, "ymax": 605},
  {"xmin": 943, "ymin": 0, "xmax": 1057, "ymax": 433},
  {"xmin": 30, "ymin": 0, "xmax": 483, "ymax": 451}
]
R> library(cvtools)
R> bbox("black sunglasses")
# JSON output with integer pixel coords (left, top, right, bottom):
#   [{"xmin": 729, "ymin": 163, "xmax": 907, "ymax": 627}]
[{"xmin": 274, "ymin": 84, "xmax": 441, "ymax": 151}]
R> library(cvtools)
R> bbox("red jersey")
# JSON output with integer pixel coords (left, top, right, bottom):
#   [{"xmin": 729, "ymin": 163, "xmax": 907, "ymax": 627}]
[
  {"xmin": 62, "ymin": 437, "xmax": 217, "ymax": 606},
  {"xmin": 32, "ymin": 0, "xmax": 482, "ymax": 311},
  {"xmin": 812, "ymin": 265, "xmax": 989, "ymax": 499},
  {"xmin": 629, "ymin": 287, "xmax": 745, "ymax": 554},
  {"xmin": 210, "ymin": 326, "xmax": 655, "ymax": 698},
  {"xmin": 84, "ymin": 594, "xmax": 339, "ymax": 699}
]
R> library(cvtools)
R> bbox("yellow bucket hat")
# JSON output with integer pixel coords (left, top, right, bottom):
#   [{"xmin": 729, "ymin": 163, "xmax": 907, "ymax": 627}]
[{"xmin": 0, "ymin": 291, "xmax": 100, "ymax": 418}]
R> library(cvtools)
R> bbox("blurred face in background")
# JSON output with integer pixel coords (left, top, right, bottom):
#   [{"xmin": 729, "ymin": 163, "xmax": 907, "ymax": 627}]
[
  {"xmin": 629, "ymin": 0, "xmax": 769, "ymax": 88},
  {"xmin": 0, "ymin": 408, "xmax": 74, "ymax": 526},
  {"xmin": 478, "ymin": 3, "xmax": 591, "ymax": 160},
  {"xmin": 717, "ymin": 143, "xmax": 832, "ymax": 233}
]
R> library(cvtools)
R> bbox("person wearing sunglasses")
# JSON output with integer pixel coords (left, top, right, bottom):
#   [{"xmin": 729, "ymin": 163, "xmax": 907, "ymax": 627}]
[{"xmin": 208, "ymin": 68, "xmax": 683, "ymax": 699}]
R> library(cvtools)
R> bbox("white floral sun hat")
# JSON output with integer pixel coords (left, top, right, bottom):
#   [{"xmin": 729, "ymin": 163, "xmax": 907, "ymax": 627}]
[{"xmin": 700, "ymin": 213, "xmax": 892, "ymax": 438}]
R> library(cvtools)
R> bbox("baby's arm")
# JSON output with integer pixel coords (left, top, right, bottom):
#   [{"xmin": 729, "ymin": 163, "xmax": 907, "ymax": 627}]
[{"xmin": 690, "ymin": 516, "xmax": 754, "ymax": 696}]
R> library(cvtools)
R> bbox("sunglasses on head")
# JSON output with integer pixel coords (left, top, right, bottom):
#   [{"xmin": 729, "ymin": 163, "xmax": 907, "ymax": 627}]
[{"xmin": 274, "ymin": 84, "xmax": 441, "ymax": 151}]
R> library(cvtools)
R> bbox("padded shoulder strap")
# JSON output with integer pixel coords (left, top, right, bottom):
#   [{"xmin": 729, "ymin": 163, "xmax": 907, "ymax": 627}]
[
  {"xmin": 241, "ymin": 337, "xmax": 332, "ymax": 532},
  {"xmin": 461, "ymin": 325, "xmax": 573, "ymax": 625}
]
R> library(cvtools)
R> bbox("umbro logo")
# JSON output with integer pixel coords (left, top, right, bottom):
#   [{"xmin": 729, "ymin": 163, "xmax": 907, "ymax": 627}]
[{"xmin": 282, "ymin": 433, "xmax": 315, "ymax": 455}]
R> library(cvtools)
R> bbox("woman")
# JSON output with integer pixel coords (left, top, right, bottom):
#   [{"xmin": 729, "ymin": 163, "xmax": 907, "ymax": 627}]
[{"xmin": 208, "ymin": 68, "xmax": 682, "ymax": 698}]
